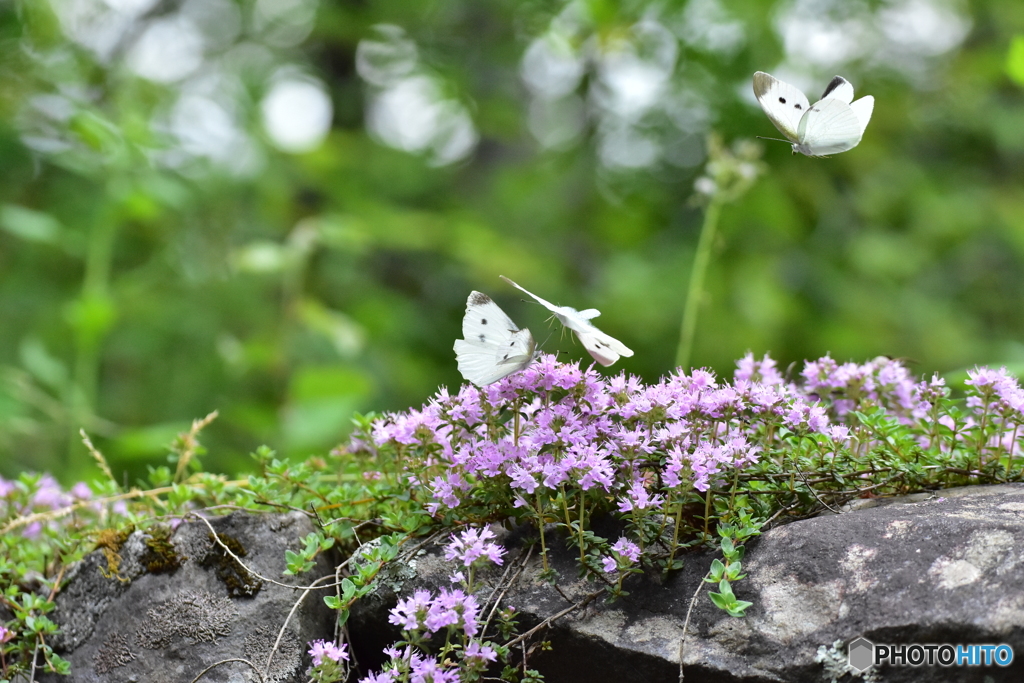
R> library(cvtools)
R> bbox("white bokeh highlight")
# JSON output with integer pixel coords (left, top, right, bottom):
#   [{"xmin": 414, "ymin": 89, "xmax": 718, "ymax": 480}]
[
  {"xmin": 357, "ymin": 26, "xmax": 479, "ymax": 166},
  {"xmin": 127, "ymin": 16, "xmax": 205, "ymax": 83},
  {"xmin": 261, "ymin": 76, "xmax": 334, "ymax": 153}
]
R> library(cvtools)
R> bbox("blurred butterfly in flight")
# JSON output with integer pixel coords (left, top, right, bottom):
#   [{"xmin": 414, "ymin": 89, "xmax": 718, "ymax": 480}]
[
  {"xmin": 500, "ymin": 275, "xmax": 633, "ymax": 367},
  {"xmin": 454, "ymin": 291, "xmax": 539, "ymax": 386},
  {"xmin": 752, "ymin": 71, "xmax": 874, "ymax": 157}
]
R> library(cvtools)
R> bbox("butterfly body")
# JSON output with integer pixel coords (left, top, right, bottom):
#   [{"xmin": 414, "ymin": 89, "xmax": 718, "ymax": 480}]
[
  {"xmin": 753, "ymin": 72, "xmax": 873, "ymax": 157},
  {"xmin": 454, "ymin": 291, "xmax": 538, "ymax": 386},
  {"xmin": 500, "ymin": 276, "xmax": 633, "ymax": 367}
]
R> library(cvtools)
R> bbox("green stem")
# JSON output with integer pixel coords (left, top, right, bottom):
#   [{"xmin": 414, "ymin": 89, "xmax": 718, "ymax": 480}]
[
  {"xmin": 703, "ymin": 488, "xmax": 712, "ymax": 538},
  {"xmin": 676, "ymin": 198, "xmax": 724, "ymax": 371},
  {"xmin": 536, "ymin": 492, "xmax": 549, "ymax": 573},
  {"xmin": 666, "ymin": 496, "xmax": 683, "ymax": 573},
  {"xmin": 68, "ymin": 213, "xmax": 118, "ymax": 463},
  {"xmin": 578, "ymin": 491, "xmax": 586, "ymax": 568}
]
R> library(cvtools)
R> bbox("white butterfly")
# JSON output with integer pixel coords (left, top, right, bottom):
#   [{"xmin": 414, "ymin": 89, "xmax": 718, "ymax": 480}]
[
  {"xmin": 752, "ymin": 71, "xmax": 874, "ymax": 157},
  {"xmin": 454, "ymin": 291, "xmax": 538, "ymax": 386},
  {"xmin": 500, "ymin": 275, "xmax": 633, "ymax": 367}
]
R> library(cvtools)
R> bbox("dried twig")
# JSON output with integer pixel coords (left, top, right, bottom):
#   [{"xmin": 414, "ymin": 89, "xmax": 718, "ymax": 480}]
[
  {"xmin": 678, "ymin": 570, "xmax": 710, "ymax": 683},
  {"xmin": 189, "ymin": 657, "xmax": 266, "ymax": 683},
  {"xmin": 175, "ymin": 411, "xmax": 219, "ymax": 484},
  {"xmin": 79, "ymin": 429, "xmax": 117, "ymax": 486},
  {"xmin": 480, "ymin": 544, "xmax": 533, "ymax": 640},
  {"xmin": 504, "ymin": 590, "xmax": 602, "ymax": 649},
  {"xmin": 189, "ymin": 513, "xmax": 355, "ymax": 592}
]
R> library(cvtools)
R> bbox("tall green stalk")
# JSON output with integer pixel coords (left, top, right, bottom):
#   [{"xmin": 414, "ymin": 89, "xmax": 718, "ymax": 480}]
[
  {"xmin": 676, "ymin": 198, "xmax": 723, "ymax": 371},
  {"xmin": 68, "ymin": 212, "xmax": 118, "ymax": 463},
  {"xmin": 674, "ymin": 134, "xmax": 764, "ymax": 371}
]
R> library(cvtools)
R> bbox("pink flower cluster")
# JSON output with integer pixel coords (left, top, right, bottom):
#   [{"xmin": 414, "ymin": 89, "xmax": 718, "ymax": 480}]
[
  {"xmin": 443, "ymin": 526, "xmax": 505, "ymax": 568},
  {"xmin": 359, "ymin": 352, "xmax": 1024, "ymax": 521},
  {"xmin": 602, "ymin": 537, "xmax": 642, "ymax": 573},
  {"xmin": 388, "ymin": 587, "xmax": 482, "ymax": 637},
  {"xmin": 362, "ymin": 353, "xmax": 838, "ymax": 515},
  {"xmin": 0, "ymin": 474, "xmax": 102, "ymax": 538},
  {"xmin": 308, "ymin": 639, "xmax": 348, "ymax": 666}
]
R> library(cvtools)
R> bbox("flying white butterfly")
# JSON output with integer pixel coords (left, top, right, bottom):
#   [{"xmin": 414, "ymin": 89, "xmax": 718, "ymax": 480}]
[
  {"xmin": 499, "ymin": 275, "xmax": 633, "ymax": 367},
  {"xmin": 752, "ymin": 71, "xmax": 874, "ymax": 157},
  {"xmin": 454, "ymin": 291, "xmax": 539, "ymax": 386}
]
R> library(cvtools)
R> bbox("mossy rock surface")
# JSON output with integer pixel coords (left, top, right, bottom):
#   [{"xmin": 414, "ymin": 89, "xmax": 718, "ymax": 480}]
[{"xmin": 43, "ymin": 511, "xmax": 335, "ymax": 683}]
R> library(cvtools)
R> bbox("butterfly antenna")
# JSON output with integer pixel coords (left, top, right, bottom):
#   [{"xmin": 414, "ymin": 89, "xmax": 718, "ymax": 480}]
[
  {"xmin": 540, "ymin": 329, "xmax": 556, "ymax": 350},
  {"xmin": 756, "ymin": 135, "xmax": 793, "ymax": 145}
]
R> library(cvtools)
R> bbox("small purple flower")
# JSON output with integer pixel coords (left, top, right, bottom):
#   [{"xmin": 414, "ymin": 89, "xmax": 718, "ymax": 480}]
[
  {"xmin": 425, "ymin": 587, "xmax": 481, "ymax": 637},
  {"xmin": 610, "ymin": 537, "xmax": 641, "ymax": 563},
  {"xmin": 828, "ymin": 425, "xmax": 850, "ymax": 442},
  {"xmin": 308, "ymin": 639, "xmax": 349, "ymax": 666},
  {"xmin": 0, "ymin": 624, "xmax": 13, "ymax": 643},
  {"xmin": 70, "ymin": 481, "xmax": 92, "ymax": 500},
  {"xmin": 388, "ymin": 589, "xmax": 433, "ymax": 631},
  {"xmin": 32, "ymin": 475, "xmax": 68, "ymax": 509},
  {"xmin": 464, "ymin": 641, "xmax": 497, "ymax": 664},
  {"xmin": 410, "ymin": 656, "xmax": 460, "ymax": 683},
  {"xmin": 444, "ymin": 526, "xmax": 506, "ymax": 567},
  {"xmin": 360, "ymin": 669, "xmax": 398, "ymax": 683},
  {"xmin": 603, "ymin": 537, "xmax": 641, "ymax": 573},
  {"xmin": 617, "ymin": 478, "xmax": 664, "ymax": 513}
]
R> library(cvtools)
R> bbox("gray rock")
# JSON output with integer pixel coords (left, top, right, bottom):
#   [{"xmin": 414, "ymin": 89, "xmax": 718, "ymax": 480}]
[
  {"xmin": 44, "ymin": 511, "xmax": 336, "ymax": 683},
  {"xmin": 350, "ymin": 484, "xmax": 1024, "ymax": 683}
]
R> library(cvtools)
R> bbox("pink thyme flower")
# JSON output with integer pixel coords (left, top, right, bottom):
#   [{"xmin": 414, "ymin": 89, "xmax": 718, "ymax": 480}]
[
  {"xmin": 464, "ymin": 641, "xmax": 497, "ymax": 664},
  {"xmin": 444, "ymin": 526, "xmax": 506, "ymax": 567},
  {"xmin": 308, "ymin": 639, "xmax": 348, "ymax": 666}
]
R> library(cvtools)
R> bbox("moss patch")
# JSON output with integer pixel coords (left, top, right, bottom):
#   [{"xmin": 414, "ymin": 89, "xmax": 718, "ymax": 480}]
[
  {"xmin": 200, "ymin": 532, "xmax": 263, "ymax": 597},
  {"xmin": 94, "ymin": 526, "xmax": 135, "ymax": 582},
  {"xmin": 139, "ymin": 526, "xmax": 181, "ymax": 574}
]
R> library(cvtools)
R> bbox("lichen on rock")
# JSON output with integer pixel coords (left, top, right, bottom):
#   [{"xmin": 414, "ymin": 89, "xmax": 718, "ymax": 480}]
[
  {"xmin": 93, "ymin": 632, "xmax": 135, "ymax": 674},
  {"xmin": 135, "ymin": 589, "xmax": 238, "ymax": 649},
  {"xmin": 243, "ymin": 625, "xmax": 302, "ymax": 683}
]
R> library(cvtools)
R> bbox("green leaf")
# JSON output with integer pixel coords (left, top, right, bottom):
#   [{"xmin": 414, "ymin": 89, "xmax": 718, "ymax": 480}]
[
  {"xmin": 341, "ymin": 577, "xmax": 356, "ymax": 602},
  {"xmin": 0, "ymin": 204, "xmax": 63, "ymax": 244},
  {"xmin": 708, "ymin": 591, "xmax": 730, "ymax": 610},
  {"xmin": 706, "ymin": 558, "xmax": 725, "ymax": 582},
  {"xmin": 726, "ymin": 600, "xmax": 754, "ymax": 617},
  {"xmin": 1009, "ymin": 36, "xmax": 1024, "ymax": 87}
]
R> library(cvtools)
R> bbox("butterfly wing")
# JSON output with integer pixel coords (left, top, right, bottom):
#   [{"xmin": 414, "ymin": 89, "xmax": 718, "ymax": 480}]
[
  {"xmin": 501, "ymin": 274, "xmax": 601, "ymax": 332},
  {"xmin": 796, "ymin": 97, "xmax": 864, "ymax": 156},
  {"xmin": 499, "ymin": 275, "xmax": 563, "ymax": 315},
  {"xmin": 499, "ymin": 276, "xmax": 633, "ymax": 366},
  {"xmin": 849, "ymin": 95, "xmax": 874, "ymax": 134},
  {"xmin": 752, "ymin": 71, "xmax": 810, "ymax": 143},
  {"xmin": 819, "ymin": 76, "xmax": 855, "ymax": 104},
  {"xmin": 576, "ymin": 323, "xmax": 634, "ymax": 367},
  {"xmin": 455, "ymin": 291, "xmax": 537, "ymax": 386},
  {"xmin": 819, "ymin": 75, "xmax": 873, "ymax": 135}
]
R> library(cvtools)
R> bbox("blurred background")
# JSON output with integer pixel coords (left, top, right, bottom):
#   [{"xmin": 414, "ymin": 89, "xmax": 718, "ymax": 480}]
[{"xmin": 2, "ymin": 0, "xmax": 1023, "ymax": 483}]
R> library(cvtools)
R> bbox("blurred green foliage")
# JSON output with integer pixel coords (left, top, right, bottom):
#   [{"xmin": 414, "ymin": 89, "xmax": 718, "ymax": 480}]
[{"xmin": 3, "ymin": 0, "xmax": 1024, "ymax": 482}]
